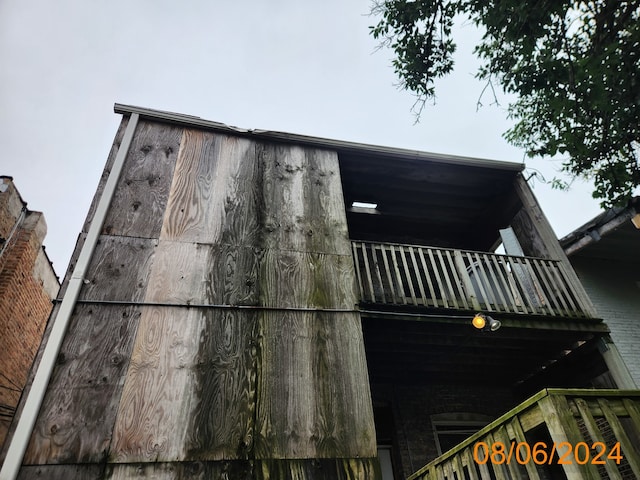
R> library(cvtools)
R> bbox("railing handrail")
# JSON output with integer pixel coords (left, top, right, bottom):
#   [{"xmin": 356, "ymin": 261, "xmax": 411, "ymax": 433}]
[
  {"xmin": 350, "ymin": 239, "xmax": 564, "ymax": 264},
  {"xmin": 351, "ymin": 240, "xmax": 594, "ymax": 318},
  {"xmin": 408, "ymin": 388, "xmax": 640, "ymax": 480}
]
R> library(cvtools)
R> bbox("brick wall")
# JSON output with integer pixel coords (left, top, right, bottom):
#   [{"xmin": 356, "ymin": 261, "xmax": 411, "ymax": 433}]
[
  {"xmin": 0, "ymin": 177, "xmax": 59, "ymax": 450},
  {"xmin": 371, "ymin": 382, "xmax": 516, "ymax": 478},
  {"xmin": 570, "ymin": 256, "xmax": 640, "ymax": 387}
]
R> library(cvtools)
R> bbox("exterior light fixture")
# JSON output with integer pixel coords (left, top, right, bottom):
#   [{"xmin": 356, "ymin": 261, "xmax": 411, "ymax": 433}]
[{"xmin": 472, "ymin": 313, "xmax": 501, "ymax": 332}]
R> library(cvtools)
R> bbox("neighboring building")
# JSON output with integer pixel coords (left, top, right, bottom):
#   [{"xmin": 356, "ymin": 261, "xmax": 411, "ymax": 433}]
[
  {"xmin": 3, "ymin": 105, "xmax": 639, "ymax": 480},
  {"xmin": 0, "ymin": 176, "xmax": 59, "ymax": 451},
  {"xmin": 560, "ymin": 197, "xmax": 640, "ymax": 388}
]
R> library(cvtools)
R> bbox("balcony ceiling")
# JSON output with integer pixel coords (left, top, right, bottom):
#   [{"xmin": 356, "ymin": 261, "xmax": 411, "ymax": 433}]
[
  {"xmin": 339, "ymin": 153, "xmax": 523, "ymax": 251},
  {"xmin": 362, "ymin": 317, "xmax": 606, "ymax": 394}
]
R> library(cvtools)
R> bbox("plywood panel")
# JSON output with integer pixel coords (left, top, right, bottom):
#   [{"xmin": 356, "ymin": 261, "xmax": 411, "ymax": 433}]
[
  {"xmin": 144, "ymin": 241, "xmax": 260, "ymax": 306},
  {"xmin": 259, "ymin": 143, "xmax": 351, "ymax": 255},
  {"xmin": 160, "ymin": 130, "xmax": 259, "ymax": 245},
  {"xmin": 82, "ymin": 116, "xmax": 131, "ymax": 233},
  {"xmin": 110, "ymin": 308, "xmax": 258, "ymax": 462},
  {"xmin": 255, "ymin": 458, "xmax": 380, "ymax": 480},
  {"xmin": 24, "ymin": 305, "xmax": 142, "ymax": 464},
  {"xmin": 79, "ymin": 235, "xmax": 157, "ymax": 302},
  {"xmin": 18, "ymin": 464, "xmax": 106, "ymax": 480},
  {"xmin": 106, "ymin": 461, "xmax": 253, "ymax": 479},
  {"xmin": 254, "ymin": 311, "xmax": 375, "ymax": 459},
  {"xmin": 258, "ymin": 249, "xmax": 357, "ymax": 309},
  {"xmin": 101, "ymin": 120, "xmax": 182, "ymax": 238}
]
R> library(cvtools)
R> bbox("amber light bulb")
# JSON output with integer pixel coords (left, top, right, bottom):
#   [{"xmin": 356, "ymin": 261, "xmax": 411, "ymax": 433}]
[{"xmin": 472, "ymin": 314, "xmax": 486, "ymax": 329}]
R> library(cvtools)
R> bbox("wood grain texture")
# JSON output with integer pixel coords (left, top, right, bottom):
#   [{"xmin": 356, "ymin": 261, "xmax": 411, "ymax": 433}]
[
  {"xmin": 18, "ymin": 464, "xmax": 106, "ymax": 480},
  {"xmin": 144, "ymin": 241, "xmax": 260, "ymax": 306},
  {"xmin": 258, "ymin": 249, "xmax": 357, "ymax": 309},
  {"xmin": 106, "ymin": 461, "xmax": 253, "ymax": 479},
  {"xmin": 82, "ymin": 116, "xmax": 131, "ymax": 234},
  {"xmin": 254, "ymin": 311, "xmax": 375, "ymax": 459},
  {"xmin": 23, "ymin": 305, "xmax": 142, "ymax": 464},
  {"xmin": 160, "ymin": 130, "xmax": 259, "ymax": 245},
  {"xmin": 255, "ymin": 458, "xmax": 380, "ymax": 480},
  {"xmin": 259, "ymin": 143, "xmax": 351, "ymax": 255},
  {"xmin": 102, "ymin": 120, "xmax": 182, "ymax": 238},
  {"xmin": 79, "ymin": 235, "xmax": 157, "ymax": 302},
  {"xmin": 110, "ymin": 308, "xmax": 257, "ymax": 462}
]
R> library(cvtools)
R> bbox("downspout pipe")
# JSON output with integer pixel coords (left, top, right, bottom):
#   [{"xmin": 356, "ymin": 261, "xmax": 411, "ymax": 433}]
[{"xmin": 0, "ymin": 113, "xmax": 139, "ymax": 480}]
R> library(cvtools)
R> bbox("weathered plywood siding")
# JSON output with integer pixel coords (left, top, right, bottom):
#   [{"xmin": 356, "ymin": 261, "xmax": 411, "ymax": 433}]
[{"xmin": 21, "ymin": 118, "xmax": 376, "ymax": 479}]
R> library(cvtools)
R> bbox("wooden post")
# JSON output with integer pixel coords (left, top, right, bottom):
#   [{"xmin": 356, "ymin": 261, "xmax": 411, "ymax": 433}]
[
  {"xmin": 599, "ymin": 336, "xmax": 637, "ymax": 389},
  {"xmin": 511, "ymin": 175, "xmax": 598, "ymax": 318}
]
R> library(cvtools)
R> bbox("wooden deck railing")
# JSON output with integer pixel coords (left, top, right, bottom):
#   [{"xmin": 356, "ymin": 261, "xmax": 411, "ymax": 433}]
[
  {"xmin": 351, "ymin": 241, "xmax": 592, "ymax": 318},
  {"xmin": 409, "ymin": 389, "xmax": 640, "ymax": 480}
]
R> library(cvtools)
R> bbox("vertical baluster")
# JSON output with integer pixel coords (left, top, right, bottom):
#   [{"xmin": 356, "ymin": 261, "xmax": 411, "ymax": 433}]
[
  {"xmin": 372, "ymin": 244, "xmax": 387, "ymax": 304},
  {"xmin": 380, "ymin": 244, "xmax": 398, "ymax": 304},
  {"xmin": 399, "ymin": 245, "xmax": 418, "ymax": 305},
  {"xmin": 574, "ymin": 398, "xmax": 623, "ymax": 480},
  {"xmin": 352, "ymin": 242, "xmax": 364, "ymax": 302},
  {"xmin": 466, "ymin": 252, "xmax": 491, "ymax": 312},
  {"xmin": 504, "ymin": 255, "xmax": 534, "ymax": 314},
  {"xmin": 408, "ymin": 246, "xmax": 428, "ymax": 306},
  {"xmin": 485, "ymin": 254, "xmax": 512, "ymax": 313},
  {"xmin": 436, "ymin": 249, "xmax": 459, "ymax": 309},
  {"xmin": 429, "ymin": 248, "xmax": 449, "ymax": 308},
  {"xmin": 361, "ymin": 242, "xmax": 376, "ymax": 302},
  {"xmin": 529, "ymin": 259, "xmax": 562, "ymax": 316},
  {"xmin": 549, "ymin": 261, "xmax": 581, "ymax": 316},
  {"xmin": 389, "ymin": 244, "xmax": 408, "ymax": 305},
  {"xmin": 418, "ymin": 247, "xmax": 439, "ymax": 308}
]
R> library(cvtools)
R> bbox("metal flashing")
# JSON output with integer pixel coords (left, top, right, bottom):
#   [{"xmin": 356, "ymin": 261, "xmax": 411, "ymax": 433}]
[{"xmin": 114, "ymin": 103, "xmax": 524, "ymax": 172}]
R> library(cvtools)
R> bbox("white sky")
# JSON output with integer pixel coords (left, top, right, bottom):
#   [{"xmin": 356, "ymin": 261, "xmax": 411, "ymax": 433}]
[{"xmin": 1, "ymin": 0, "xmax": 604, "ymax": 277}]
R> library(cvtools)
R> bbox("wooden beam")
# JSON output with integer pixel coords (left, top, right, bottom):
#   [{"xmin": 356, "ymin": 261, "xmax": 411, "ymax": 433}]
[{"xmin": 511, "ymin": 175, "xmax": 598, "ymax": 318}]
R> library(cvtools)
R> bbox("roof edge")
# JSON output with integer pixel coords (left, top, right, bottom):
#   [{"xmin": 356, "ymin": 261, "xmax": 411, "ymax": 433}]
[
  {"xmin": 560, "ymin": 197, "xmax": 640, "ymax": 256},
  {"xmin": 114, "ymin": 103, "xmax": 524, "ymax": 172}
]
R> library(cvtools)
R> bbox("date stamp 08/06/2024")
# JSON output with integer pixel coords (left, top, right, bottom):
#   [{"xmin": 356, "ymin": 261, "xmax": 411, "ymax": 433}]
[{"xmin": 473, "ymin": 441, "xmax": 624, "ymax": 466}]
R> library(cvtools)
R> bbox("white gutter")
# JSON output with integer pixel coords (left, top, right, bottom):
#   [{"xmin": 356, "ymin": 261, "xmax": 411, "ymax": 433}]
[{"xmin": 0, "ymin": 113, "xmax": 139, "ymax": 480}]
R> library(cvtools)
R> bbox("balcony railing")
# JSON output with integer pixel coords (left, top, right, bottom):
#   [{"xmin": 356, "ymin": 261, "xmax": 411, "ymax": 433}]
[
  {"xmin": 352, "ymin": 241, "xmax": 592, "ymax": 318},
  {"xmin": 408, "ymin": 389, "xmax": 640, "ymax": 480}
]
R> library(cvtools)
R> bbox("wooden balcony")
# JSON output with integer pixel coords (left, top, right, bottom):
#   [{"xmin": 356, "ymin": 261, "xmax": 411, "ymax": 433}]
[
  {"xmin": 408, "ymin": 389, "xmax": 640, "ymax": 480},
  {"xmin": 352, "ymin": 241, "xmax": 593, "ymax": 319}
]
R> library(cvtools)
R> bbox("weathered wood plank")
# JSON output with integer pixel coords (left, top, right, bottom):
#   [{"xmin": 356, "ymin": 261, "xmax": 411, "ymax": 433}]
[
  {"xmin": 255, "ymin": 458, "xmax": 380, "ymax": 480},
  {"xmin": 484, "ymin": 432, "xmax": 508, "ymax": 480},
  {"xmin": 110, "ymin": 307, "xmax": 257, "ymax": 462},
  {"xmin": 371, "ymin": 245, "xmax": 387, "ymax": 303},
  {"xmin": 507, "ymin": 417, "xmax": 541, "ymax": 480},
  {"xmin": 23, "ymin": 305, "xmax": 142, "ymax": 464},
  {"xmin": 538, "ymin": 394, "xmax": 600, "ymax": 480},
  {"xmin": 18, "ymin": 464, "xmax": 106, "ymax": 480},
  {"xmin": 512, "ymin": 176, "xmax": 597, "ymax": 317},
  {"xmin": 352, "ymin": 243, "xmax": 365, "ymax": 302},
  {"xmin": 160, "ymin": 130, "xmax": 259, "ymax": 245},
  {"xmin": 361, "ymin": 242, "xmax": 376, "ymax": 302},
  {"xmin": 258, "ymin": 249, "xmax": 358, "ymax": 309},
  {"xmin": 398, "ymin": 247, "xmax": 417, "ymax": 305},
  {"xmin": 143, "ymin": 241, "xmax": 260, "ymax": 306},
  {"xmin": 380, "ymin": 245, "xmax": 399, "ymax": 304},
  {"xmin": 574, "ymin": 398, "xmax": 623, "ymax": 480},
  {"xmin": 82, "ymin": 116, "xmax": 131, "ymax": 234},
  {"xmin": 597, "ymin": 398, "xmax": 640, "ymax": 477},
  {"xmin": 106, "ymin": 461, "xmax": 253, "ymax": 479},
  {"xmin": 79, "ymin": 235, "xmax": 157, "ymax": 302},
  {"xmin": 259, "ymin": 143, "xmax": 351, "ymax": 255},
  {"xmin": 102, "ymin": 120, "xmax": 182, "ymax": 238},
  {"xmin": 254, "ymin": 311, "xmax": 376, "ymax": 459},
  {"xmin": 407, "ymin": 247, "xmax": 427, "ymax": 306}
]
